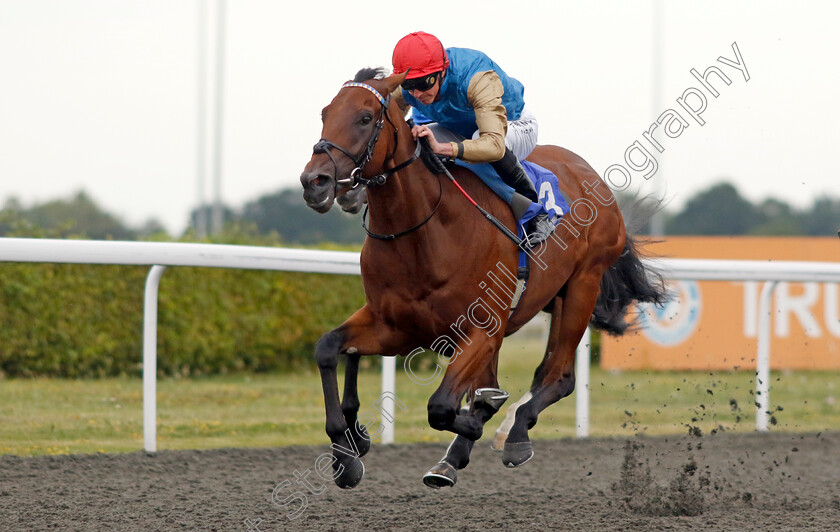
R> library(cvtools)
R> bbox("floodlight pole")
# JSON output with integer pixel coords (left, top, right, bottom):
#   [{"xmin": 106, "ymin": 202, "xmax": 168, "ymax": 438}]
[
  {"xmin": 211, "ymin": 0, "xmax": 226, "ymax": 235},
  {"xmin": 649, "ymin": 0, "xmax": 666, "ymax": 237},
  {"xmin": 195, "ymin": 0, "xmax": 208, "ymax": 238}
]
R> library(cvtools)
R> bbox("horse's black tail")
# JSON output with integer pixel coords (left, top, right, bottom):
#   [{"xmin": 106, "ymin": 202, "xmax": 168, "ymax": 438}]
[{"xmin": 590, "ymin": 233, "xmax": 669, "ymax": 335}]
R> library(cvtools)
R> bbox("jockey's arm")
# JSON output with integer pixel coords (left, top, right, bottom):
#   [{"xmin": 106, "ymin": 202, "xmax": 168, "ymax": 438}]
[
  {"xmin": 452, "ymin": 70, "xmax": 508, "ymax": 164},
  {"xmin": 390, "ymin": 71, "xmax": 508, "ymax": 162}
]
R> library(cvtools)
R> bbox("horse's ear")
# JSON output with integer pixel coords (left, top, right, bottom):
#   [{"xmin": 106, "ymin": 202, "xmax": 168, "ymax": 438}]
[{"xmin": 383, "ymin": 71, "xmax": 408, "ymax": 93}]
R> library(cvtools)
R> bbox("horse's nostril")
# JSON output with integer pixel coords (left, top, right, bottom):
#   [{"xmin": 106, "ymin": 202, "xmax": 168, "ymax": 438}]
[{"xmin": 314, "ymin": 175, "xmax": 332, "ymax": 187}]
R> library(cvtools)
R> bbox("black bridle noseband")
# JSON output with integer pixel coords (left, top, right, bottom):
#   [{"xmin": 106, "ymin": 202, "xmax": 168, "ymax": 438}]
[{"xmin": 312, "ymin": 81, "xmax": 419, "ymax": 189}]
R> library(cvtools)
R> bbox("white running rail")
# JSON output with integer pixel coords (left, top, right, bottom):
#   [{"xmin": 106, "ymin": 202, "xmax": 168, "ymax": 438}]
[
  {"xmin": 1, "ymin": 238, "xmax": 359, "ymax": 452},
  {"xmin": 2, "ymin": 238, "xmax": 839, "ymax": 450}
]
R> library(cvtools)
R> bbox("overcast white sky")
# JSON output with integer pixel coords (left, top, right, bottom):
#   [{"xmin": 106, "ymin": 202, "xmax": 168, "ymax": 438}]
[{"xmin": 1, "ymin": 1, "xmax": 837, "ymax": 235}]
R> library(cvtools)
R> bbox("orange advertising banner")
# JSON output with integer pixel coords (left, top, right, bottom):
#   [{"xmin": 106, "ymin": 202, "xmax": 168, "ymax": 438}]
[{"xmin": 600, "ymin": 237, "xmax": 840, "ymax": 370}]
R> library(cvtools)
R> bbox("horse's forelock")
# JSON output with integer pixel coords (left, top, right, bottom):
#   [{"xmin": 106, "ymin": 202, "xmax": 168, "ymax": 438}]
[{"xmin": 354, "ymin": 67, "xmax": 388, "ymax": 83}]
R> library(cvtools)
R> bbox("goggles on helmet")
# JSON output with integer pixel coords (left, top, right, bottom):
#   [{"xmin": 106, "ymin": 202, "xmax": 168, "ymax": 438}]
[{"xmin": 402, "ymin": 72, "xmax": 440, "ymax": 93}]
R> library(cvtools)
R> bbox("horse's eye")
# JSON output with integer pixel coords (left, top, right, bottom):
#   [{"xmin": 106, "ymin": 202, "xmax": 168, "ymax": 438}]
[{"xmin": 359, "ymin": 115, "xmax": 373, "ymax": 126}]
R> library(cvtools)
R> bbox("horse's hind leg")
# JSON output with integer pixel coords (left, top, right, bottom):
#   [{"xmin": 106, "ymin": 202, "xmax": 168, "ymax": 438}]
[
  {"xmin": 491, "ymin": 390, "xmax": 533, "ymax": 451},
  {"xmin": 502, "ymin": 273, "xmax": 602, "ymax": 467}
]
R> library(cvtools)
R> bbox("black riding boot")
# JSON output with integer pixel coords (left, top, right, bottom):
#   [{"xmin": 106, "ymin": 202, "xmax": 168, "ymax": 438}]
[{"xmin": 491, "ymin": 148, "xmax": 554, "ymax": 248}]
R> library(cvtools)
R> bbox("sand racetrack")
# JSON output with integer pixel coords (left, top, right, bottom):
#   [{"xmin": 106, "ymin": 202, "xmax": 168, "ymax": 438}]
[{"xmin": 1, "ymin": 431, "xmax": 839, "ymax": 531}]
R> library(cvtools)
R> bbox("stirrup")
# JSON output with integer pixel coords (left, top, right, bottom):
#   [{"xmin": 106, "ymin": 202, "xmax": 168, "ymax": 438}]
[{"xmin": 522, "ymin": 213, "xmax": 555, "ymax": 248}]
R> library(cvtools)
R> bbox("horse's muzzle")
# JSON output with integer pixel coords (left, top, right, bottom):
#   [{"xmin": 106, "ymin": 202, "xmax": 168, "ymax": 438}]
[
  {"xmin": 300, "ymin": 171, "xmax": 336, "ymax": 213},
  {"xmin": 336, "ymin": 186, "xmax": 367, "ymax": 214}
]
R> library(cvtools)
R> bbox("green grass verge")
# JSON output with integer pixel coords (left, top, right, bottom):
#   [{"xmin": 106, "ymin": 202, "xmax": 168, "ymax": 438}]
[{"xmin": 1, "ymin": 335, "xmax": 838, "ymax": 456}]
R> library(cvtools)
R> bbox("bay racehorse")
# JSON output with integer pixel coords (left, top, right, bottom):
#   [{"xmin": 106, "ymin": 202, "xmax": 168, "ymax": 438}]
[{"xmin": 300, "ymin": 68, "xmax": 667, "ymax": 489}]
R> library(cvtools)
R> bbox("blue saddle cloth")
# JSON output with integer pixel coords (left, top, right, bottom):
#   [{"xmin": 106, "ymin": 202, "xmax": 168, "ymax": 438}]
[
  {"xmin": 454, "ymin": 157, "xmax": 570, "ymax": 289},
  {"xmin": 453, "ymin": 159, "xmax": 568, "ymax": 234}
]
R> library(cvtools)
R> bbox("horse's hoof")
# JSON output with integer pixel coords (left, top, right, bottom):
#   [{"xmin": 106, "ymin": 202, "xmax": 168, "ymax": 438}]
[
  {"xmin": 356, "ymin": 438, "xmax": 371, "ymax": 458},
  {"xmin": 423, "ymin": 461, "xmax": 457, "ymax": 489},
  {"xmin": 502, "ymin": 441, "xmax": 534, "ymax": 468},
  {"xmin": 354, "ymin": 429, "xmax": 371, "ymax": 458},
  {"xmin": 334, "ymin": 458, "xmax": 365, "ymax": 489},
  {"xmin": 474, "ymin": 388, "xmax": 510, "ymax": 413},
  {"xmin": 491, "ymin": 431, "xmax": 507, "ymax": 452}
]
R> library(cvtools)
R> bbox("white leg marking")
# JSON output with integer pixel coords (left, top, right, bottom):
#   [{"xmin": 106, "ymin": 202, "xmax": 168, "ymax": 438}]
[{"xmin": 497, "ymin": 391, "xmax": 533, "ymax": 434}]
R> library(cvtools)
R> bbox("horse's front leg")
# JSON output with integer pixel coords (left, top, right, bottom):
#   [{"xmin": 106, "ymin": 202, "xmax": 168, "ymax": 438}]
[
  {"xmin": 314, "ymin": 329, "xmax": 365, "ymax": 489},
  {"xmin": 423, "ymin": 335, "xmax": 508, "ymax": 488},
  {"xmin": 314, "ymin": 307, "xmax": 409, "ymax": 489},
  {"xmin": 426, "ymin": 333, "xmax": 506, "ymax": 440},
  {"xmin": 340, "ymin": 353, "xmax": 370, "ymax": 458},
  {"xmin": 423, "ymin": 387, "xmax": 509, "ymax": 488}
]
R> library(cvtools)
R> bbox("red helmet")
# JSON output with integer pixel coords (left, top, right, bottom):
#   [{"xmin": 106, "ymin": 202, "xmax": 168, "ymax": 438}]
[{"xmin": 392, "ymin": 31, "xmax": 449, "ymax": 79}]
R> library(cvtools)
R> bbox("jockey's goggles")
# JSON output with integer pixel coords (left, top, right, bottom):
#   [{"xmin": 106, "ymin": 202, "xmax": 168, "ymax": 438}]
[{"xmin": 402, "ymin": 72, "xmax": 440, "ymax": 93}]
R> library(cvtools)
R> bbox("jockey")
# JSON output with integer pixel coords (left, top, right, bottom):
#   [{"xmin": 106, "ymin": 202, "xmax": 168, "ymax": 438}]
[{"xmin": 391, "ymin": 31, "xmax": 554, "ymax": 248}]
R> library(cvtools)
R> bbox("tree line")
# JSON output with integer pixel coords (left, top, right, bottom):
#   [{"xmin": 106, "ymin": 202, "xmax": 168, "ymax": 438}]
[{"xmin": 2, "ymin": 181, "xmax": 839, "ymax": 243}]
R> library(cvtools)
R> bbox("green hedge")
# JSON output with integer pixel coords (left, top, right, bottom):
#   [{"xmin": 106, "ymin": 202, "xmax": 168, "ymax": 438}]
[{"xmin": 0, "ymin": 261, "xmax": 366, "ymax": 378}]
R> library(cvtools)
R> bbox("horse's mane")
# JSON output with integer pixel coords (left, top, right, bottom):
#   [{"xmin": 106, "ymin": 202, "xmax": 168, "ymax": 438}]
[{"xmin": 354, "ymin": 67, "xmax": 388, "ymax": 82}]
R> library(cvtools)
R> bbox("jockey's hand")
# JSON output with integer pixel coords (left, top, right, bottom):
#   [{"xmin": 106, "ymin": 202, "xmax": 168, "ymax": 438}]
[{"xmin": 411, "ymin": 125, "xmax": 455, "ymax": 157}]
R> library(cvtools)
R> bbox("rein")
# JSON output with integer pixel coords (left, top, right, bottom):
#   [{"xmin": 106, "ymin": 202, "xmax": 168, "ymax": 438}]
[{"xmin": 361, "ymin": 175, "xmax": 443, "ymax": 240}]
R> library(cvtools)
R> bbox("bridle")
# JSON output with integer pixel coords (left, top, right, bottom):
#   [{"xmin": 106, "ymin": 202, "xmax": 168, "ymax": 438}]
[
  {"xmin": 312, "ymin": 79, "xmax": 439, "ymax": 241},
  {"xmin": 312, "ymin": 81, "xmax": 421, "ymax": 189}
]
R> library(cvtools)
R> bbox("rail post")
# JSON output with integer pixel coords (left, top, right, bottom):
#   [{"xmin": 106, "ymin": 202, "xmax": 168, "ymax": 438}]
[
  {"xmin": 143, "ymin": 265, "xmax": 167, "ymax": 452},
  {"xmin": 575, "ymin": 328, "xmax": 592, "ymax": 438},
  {"xmin": 755, "ymin": 281, "xmax": 777, "ymax": 431}
]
